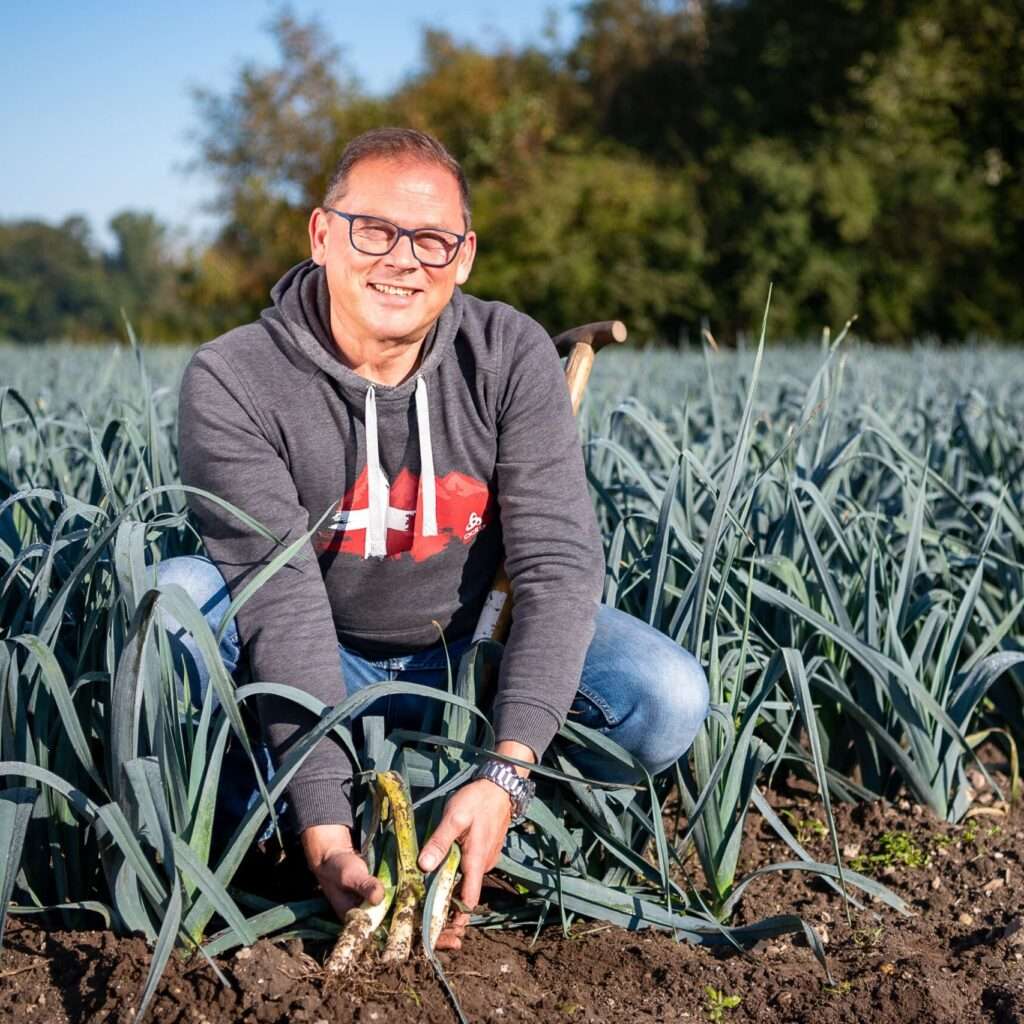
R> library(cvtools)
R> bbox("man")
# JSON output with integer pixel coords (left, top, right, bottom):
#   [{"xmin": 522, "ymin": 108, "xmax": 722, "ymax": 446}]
[{"xmin": 164, "ymin": 127, "xmax": 708, "ymax": 950}]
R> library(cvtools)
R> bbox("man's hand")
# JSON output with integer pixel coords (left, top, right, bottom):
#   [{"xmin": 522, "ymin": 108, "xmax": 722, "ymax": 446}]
[
  {"xmin": 301, "ymin": 824, "xmax": 384, "ymax": 922},
  {"xmin": 418, "ymin": 740, "xmax": 535, "ymax": 951}
]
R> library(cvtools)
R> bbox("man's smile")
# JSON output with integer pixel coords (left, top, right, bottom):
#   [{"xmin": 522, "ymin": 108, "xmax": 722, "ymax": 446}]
[{"xmin": 368, "ymin": 281, "xmax": 420, "ymax": 299}]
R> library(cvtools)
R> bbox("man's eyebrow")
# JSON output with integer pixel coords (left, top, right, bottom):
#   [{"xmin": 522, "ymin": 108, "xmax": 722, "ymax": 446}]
[{"xmin": 355, "ymin": 210, "xmax": 461, "ymax": 233}]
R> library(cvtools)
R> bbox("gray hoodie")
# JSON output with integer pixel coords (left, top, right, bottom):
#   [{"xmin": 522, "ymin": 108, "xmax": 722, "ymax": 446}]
[{"xmin": 178, "ymin": 260, "xmax": 604, "ymax": 829}]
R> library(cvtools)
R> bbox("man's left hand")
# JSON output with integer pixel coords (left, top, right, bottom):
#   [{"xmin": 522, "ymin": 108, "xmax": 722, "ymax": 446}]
[{"xmin": 417, "ymin": 740, "xmax": 535, "ymax": 951}]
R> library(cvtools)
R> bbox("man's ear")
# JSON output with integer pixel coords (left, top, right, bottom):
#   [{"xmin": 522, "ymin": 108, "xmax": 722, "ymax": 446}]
[
  {"xmin": 454, "ymin": 231, "xmax": 477, "ymax": 286},
  {"xmin": 309, "ymin": 207, "xmax": 329, "ymax": 265}
]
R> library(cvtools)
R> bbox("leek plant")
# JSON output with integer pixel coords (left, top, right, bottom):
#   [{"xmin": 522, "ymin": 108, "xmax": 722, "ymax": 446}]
[{"xmin": 583, "ymin": 333, "xmax": 1023, "ymax": 824}]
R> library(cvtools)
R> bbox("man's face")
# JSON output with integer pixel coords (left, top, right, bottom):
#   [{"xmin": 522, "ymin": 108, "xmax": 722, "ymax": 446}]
[{"xmin": 309, "ymin": 157, "xmax": 476, "ymax": 350}]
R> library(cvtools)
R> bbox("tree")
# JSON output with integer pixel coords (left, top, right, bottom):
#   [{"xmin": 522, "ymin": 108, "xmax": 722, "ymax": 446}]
[
  {"xmin": 0, "ymin": 218, "xmax": 114, "ymax": 342},
  {"xmin": 173, "ymin": 0, "xmax": 1024, "ymax": 342},
  {"xmin": 105, "ymin": 211, "xmax": 184, "ymax": 338},
  {"xmin": 189, "ymin": 10, "xmax": 385, "ymax": 317},
  {"xmin": 470, "ymin": 151, "xmax": 708, "ymax": 339}
]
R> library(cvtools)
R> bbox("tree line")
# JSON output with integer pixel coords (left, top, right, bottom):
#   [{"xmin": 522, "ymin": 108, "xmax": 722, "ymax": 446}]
[{"xmin": 2, "ymin": 0, "xmax": 1021, "ymax": 344}]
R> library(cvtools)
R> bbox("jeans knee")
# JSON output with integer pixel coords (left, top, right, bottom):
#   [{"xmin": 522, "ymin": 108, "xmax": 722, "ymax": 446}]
[
  {"xmin": 155, "ymin": 555, "xmax": 238, "ymax": 702},
  {"xmin": 639, "ymin": 648, "xmax": 710, "ymax": 773},
  {"xmin": 156, "ymin": 556, "xmax": 228, "ymax": 619},
  {"xmin": 156, "ymin": 556, "xmax": 237, "ymax": 643}
]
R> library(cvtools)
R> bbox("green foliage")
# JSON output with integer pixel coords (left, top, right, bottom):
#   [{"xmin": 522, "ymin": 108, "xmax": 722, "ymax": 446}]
[
  {"xmin": 471, "ymin": 151, "xmax": 708, "ymax": 339},
  {"xmin": 0, "ymin": 214, "xmax": 211, "ymax": 344},
  {"xmin": 825, "ymin": 980, "xmax": 854, "ymax": 996},
  {"xmin": 188, "ymin": 11, "xmax": 379, "ymax": 319},
  {"xmin": 0, "ymin": 218, "xmax": 115, "ymax": 341},
  {"xmin": 705, "ymin": 985, "xmax": 742, "ymax": 1021},
  {"xmin": 849, "ymin": 831, "xmax": 930, "ymax": 874},
  {"xmin": 956, "ymin": 818, "xmax": 1004, "ymax": 846},
  {"xmin": 184, "ymin": 0, "xmax": 1024, "ymax": 341},
  {"xmin": 583, "ymin": 337, "xmax": 1024, "ymax": 823},
  {"xmin": 780, "ymin": 810, "xmax": 828, "ymax": 846}
]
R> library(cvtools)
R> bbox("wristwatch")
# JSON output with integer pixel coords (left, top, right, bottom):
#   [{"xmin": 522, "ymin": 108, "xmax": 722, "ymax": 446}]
[{"xmin": 473, "ymin": 759, "xmax": 536, "ymax": 825}]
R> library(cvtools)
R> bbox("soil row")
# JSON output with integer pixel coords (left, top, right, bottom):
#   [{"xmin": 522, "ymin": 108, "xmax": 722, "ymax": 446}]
[{"xmin": 2, "ymin": 793, "xmax": 1022, "ymax": 1023}]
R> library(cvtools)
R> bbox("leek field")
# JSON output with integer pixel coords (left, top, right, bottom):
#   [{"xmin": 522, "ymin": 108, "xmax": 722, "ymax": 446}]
[{"xmin": 1, "ymin": 334, "xmax": 1023, "ymax": 1020}]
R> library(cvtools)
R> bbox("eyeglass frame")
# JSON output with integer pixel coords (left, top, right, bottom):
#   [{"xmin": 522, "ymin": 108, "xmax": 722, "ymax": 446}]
[{"xmin": 323, "ymin": 207, "xmax": 468, "ymax": 268}]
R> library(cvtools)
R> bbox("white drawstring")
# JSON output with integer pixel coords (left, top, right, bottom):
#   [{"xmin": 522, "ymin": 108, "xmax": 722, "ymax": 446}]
[
  {"xmin": 415, "ymin": 376, "xmax": 438, "ymax": 537},
  {"xmin": 361, "ymin": 378, "xmax": 436, "ymax": 558},
  {"xmin": 363, "ymin": 385, "xmax": 389, "ymax": 558}
]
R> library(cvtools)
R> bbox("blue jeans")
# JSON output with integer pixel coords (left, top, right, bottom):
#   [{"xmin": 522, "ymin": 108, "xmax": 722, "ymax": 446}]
[{"xmin": 156, "ymin": 556, "xmax": 709, "ymax": 827}]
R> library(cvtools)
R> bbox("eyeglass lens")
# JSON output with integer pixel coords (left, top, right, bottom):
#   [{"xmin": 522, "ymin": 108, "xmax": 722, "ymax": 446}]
[{"xmin": 350, "ymin": 216, "xmax": 459, "ymax": 266}]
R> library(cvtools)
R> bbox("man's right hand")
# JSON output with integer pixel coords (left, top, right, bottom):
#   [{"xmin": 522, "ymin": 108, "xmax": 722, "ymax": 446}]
[{"xmin": 301, "ymin": 824, "xmax": 385, "ymax": 921}]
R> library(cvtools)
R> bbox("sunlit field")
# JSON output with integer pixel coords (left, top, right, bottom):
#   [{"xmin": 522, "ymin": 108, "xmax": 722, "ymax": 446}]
[{"xmin": 2, "ymin": 335, "xmax": 1022, "ymax": 1016}]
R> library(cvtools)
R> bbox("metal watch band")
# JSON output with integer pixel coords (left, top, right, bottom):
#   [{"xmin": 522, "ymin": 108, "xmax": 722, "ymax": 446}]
[{"xmin": 473, "ymin": 759, "xmax": 536, "ymax": 824}]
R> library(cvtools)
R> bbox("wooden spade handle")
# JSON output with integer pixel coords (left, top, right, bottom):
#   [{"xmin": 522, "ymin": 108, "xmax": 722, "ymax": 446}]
[{"xmin": 554, "ymin": 321, "xmax": 628, "ymax": 416}]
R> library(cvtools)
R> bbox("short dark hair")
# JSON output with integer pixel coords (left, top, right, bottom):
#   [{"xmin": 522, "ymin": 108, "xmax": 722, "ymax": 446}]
[{"xmin": 322, "ymin": 127, "xmax": 471, "ymax": 230}]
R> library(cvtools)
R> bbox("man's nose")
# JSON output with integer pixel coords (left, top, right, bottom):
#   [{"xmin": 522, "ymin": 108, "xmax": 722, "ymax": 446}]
[{"xmin": 384, "ymin": 233, "xmax": 420, "ymax": 270}]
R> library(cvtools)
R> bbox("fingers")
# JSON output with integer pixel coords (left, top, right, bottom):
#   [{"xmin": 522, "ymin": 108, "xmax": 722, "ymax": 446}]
[
  {"xmin": 316, "ymin": 849, "xmax": 385, "ymax": 921},
  {"xmin": 321, "ymin": 881, "xmax": 362, "ymax": 921},
  {"xmin": 458, "ymin": 849, "xmax": 486, "ymax": 911},
  {"xmin": 433, "ymin": 910, "xmax": 470, "ymax": 951},
  {"xmin": 348, "ymin": 869, "xmax": 385, "ymax": 905},
  {"xmin": 419, "ymin": 815, "xmax": 463, "ymax": 873},
  {"xmin": 423, "ymin": 783, "xmax": 511, "ymax": 909}
]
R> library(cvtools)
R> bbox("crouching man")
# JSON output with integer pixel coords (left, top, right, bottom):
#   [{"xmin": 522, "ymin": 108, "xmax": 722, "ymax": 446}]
[{"xmin": 161, "ymin": 127, "xmax": 709, "ymax": 949}]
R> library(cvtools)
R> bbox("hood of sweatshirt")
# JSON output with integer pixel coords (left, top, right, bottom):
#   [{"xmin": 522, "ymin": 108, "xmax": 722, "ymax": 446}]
[
  {"xmin": 260, "ymin": 259, "xmax": 464, "ymax": 556},
  {"xmin": 261, "ymin": 258, "xmax": 460, "ymax": 401}
]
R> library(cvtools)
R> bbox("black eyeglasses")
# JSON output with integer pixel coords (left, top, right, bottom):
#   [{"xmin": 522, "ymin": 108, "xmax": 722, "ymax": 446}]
[{"xmin": 324, "ymin": 209, "xmax": 466, "ymax": 268}]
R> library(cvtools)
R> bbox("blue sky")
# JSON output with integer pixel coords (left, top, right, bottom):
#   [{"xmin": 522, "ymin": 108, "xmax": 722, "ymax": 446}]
[{"xmin": 2, "ymin": 2, "xmax": 578, "ymax": 249}]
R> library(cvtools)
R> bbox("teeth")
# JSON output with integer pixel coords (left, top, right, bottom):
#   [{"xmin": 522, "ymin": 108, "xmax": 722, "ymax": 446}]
[{"xmin": 370, "ymin": 283, "xmax": 415, "ymax": 297}]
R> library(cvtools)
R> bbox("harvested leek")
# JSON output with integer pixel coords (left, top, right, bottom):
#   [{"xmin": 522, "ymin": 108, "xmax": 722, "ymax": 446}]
[
  {"xmin": 325, "ymin": 770, "xmax": 461, "ymax": 972},
  {"xmin": 323, "ymin": 837, "xmax": 396, "ymax": 974}
]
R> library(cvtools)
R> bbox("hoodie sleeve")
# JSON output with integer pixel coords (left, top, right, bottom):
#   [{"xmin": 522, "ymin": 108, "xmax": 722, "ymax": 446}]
[
  {"xmin": 490, "ymin": 317, "xmax": 605, "ymax": 759},
  {"xmin": 178, "ymin": 346, "xmax": 354, "ymax": 830}
]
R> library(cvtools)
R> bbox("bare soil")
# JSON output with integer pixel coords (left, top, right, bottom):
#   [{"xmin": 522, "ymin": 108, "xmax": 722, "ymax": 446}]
[{"xmin": 2, "ymin": 782, "xmax": 1023, "ymax": 1024}]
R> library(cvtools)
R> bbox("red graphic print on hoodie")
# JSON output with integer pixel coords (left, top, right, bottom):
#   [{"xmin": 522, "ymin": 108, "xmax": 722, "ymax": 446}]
[{"xmin": 314, "ymin": 468, "xmax": 496, "ymax": 561}]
